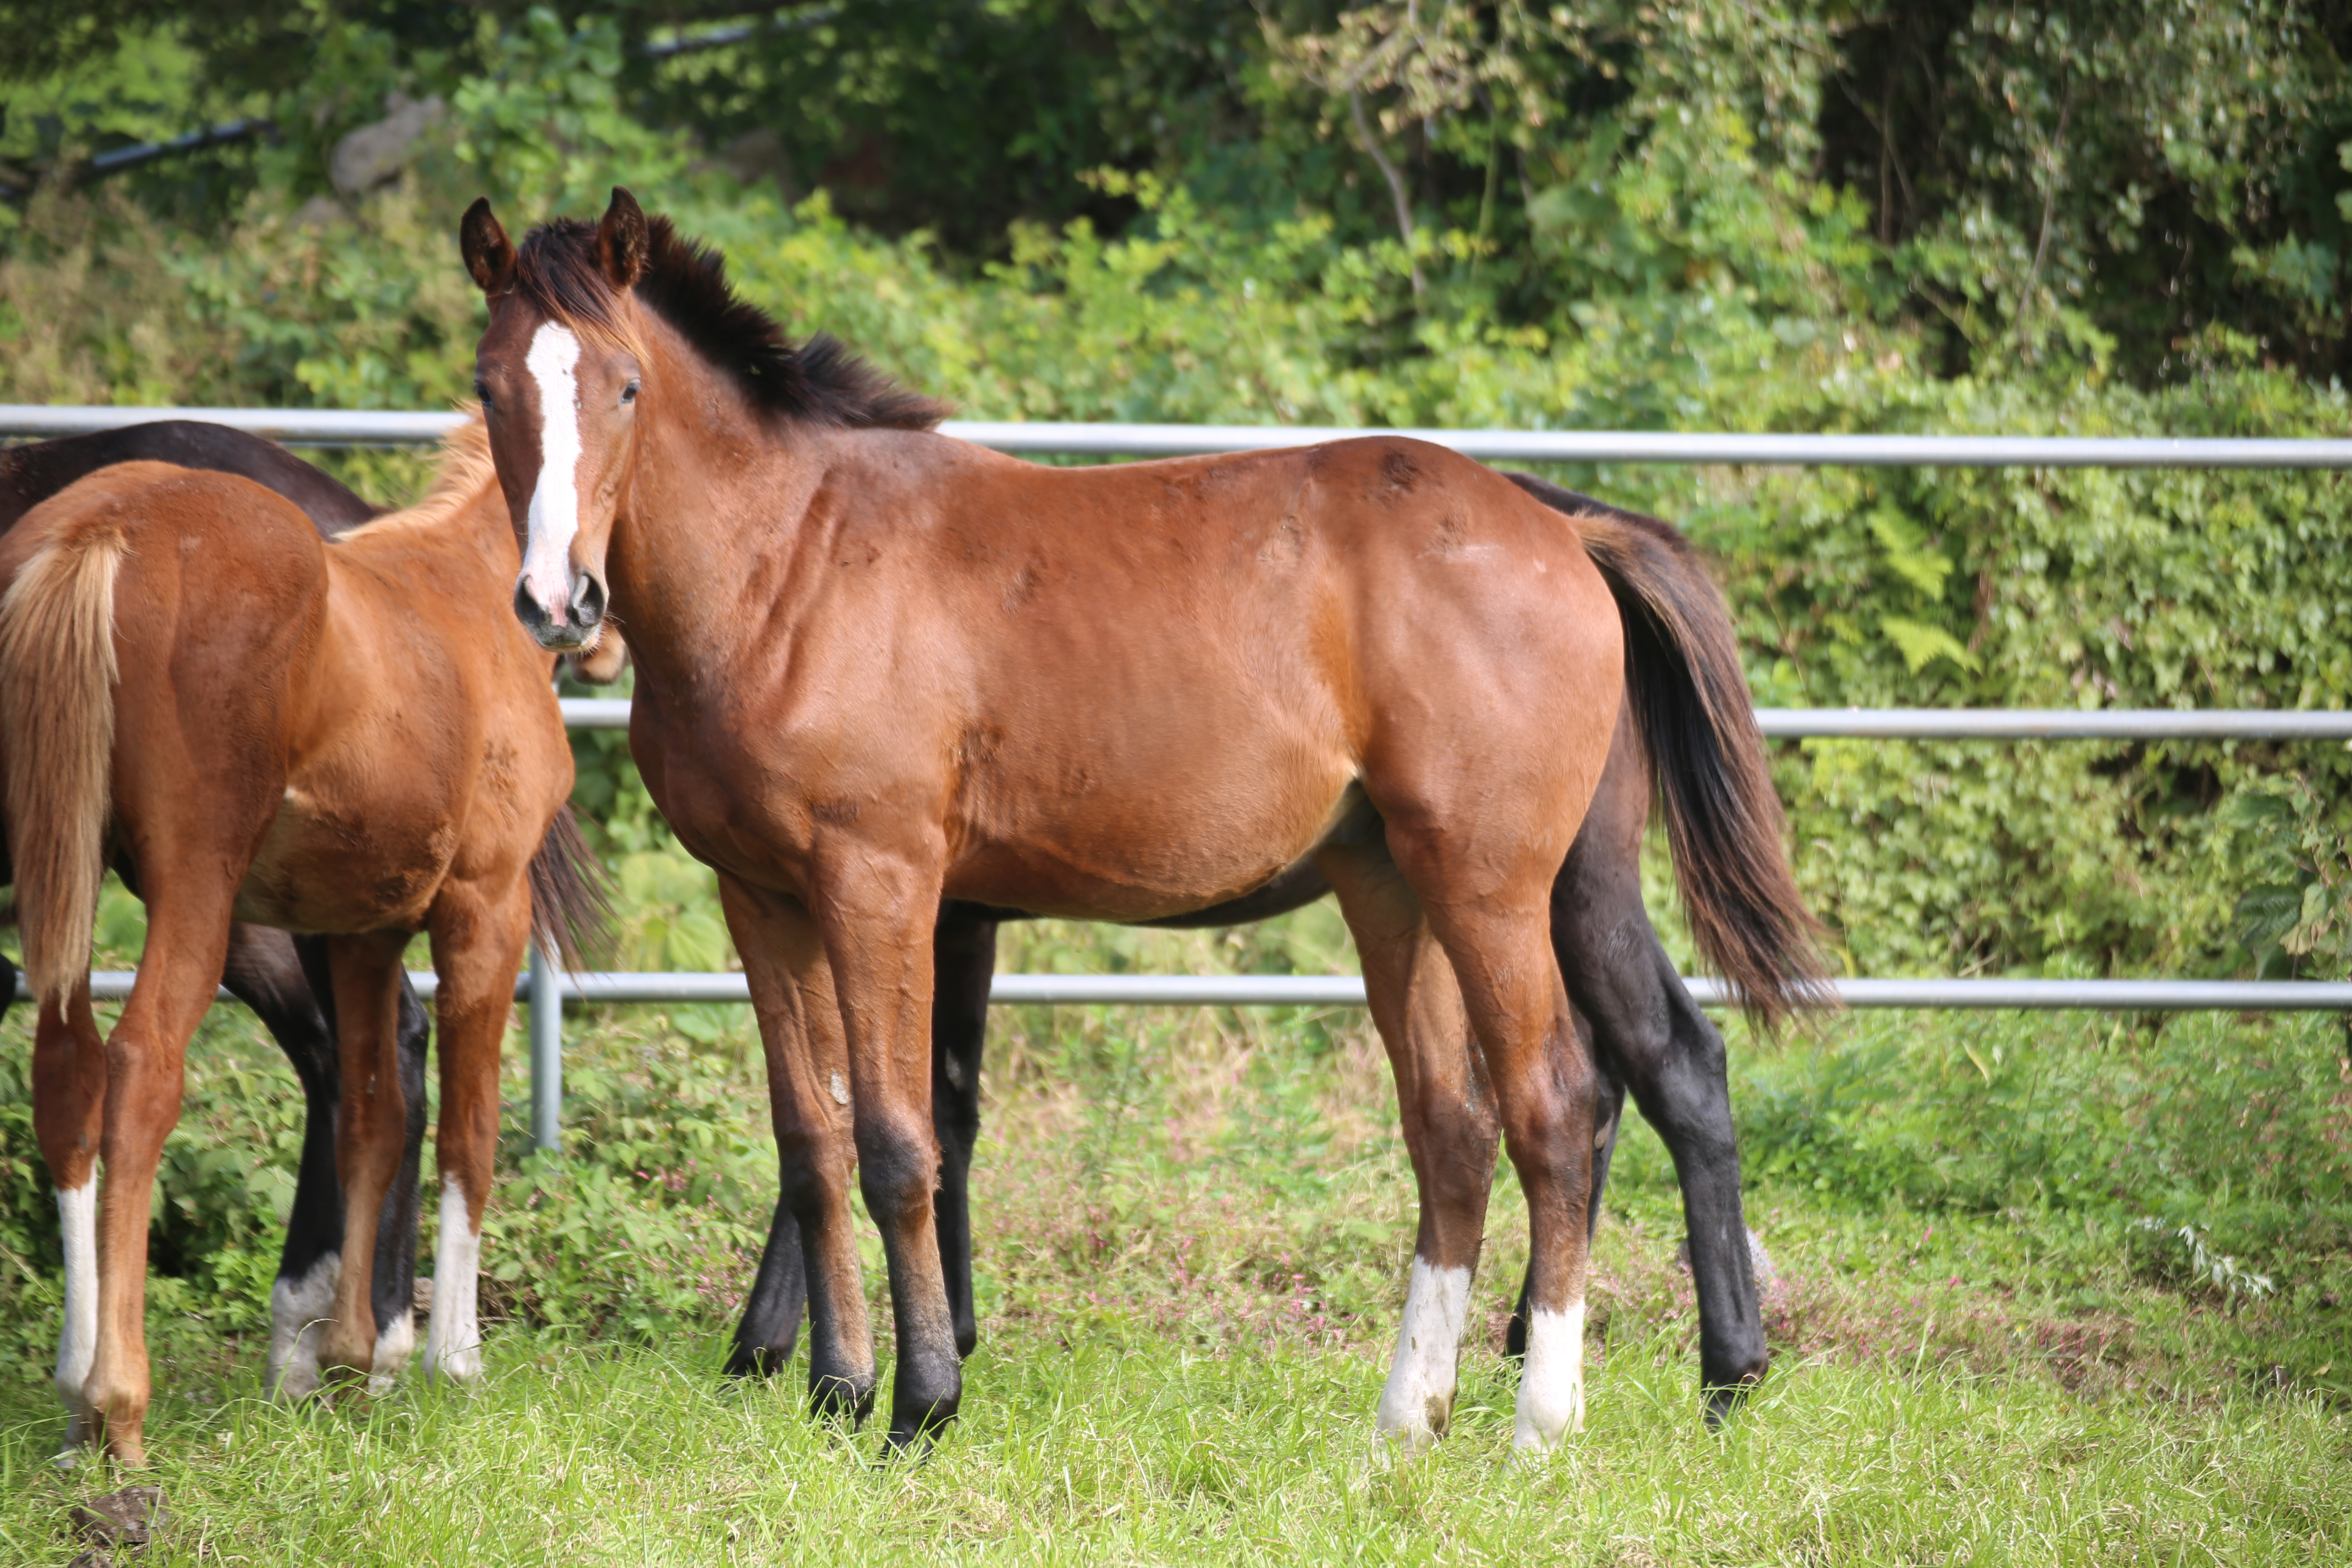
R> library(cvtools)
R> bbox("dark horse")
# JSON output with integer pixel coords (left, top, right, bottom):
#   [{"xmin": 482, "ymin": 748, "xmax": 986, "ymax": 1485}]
[
  {"xmin": 0, "ymin": 424, "xmax": 432, "ymax": 1410},
  {"xmin": 464, "ymin": 189, "xmax": 1820, "ymax": 1454}
]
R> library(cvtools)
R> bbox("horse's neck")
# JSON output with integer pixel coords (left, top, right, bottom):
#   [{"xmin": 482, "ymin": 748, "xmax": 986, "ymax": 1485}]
[{"xmin": 607, "ymin": 367, "xmax": 797, "ymax": 691}]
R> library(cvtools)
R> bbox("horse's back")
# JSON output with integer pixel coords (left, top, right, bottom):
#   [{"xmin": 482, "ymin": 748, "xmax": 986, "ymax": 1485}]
[
  {"xmin": 0, "ymin": 423, "xmax": 380, "ymax": 537},
  {"xmin": 780, "ymin": 430, "xmax": 1624, "ymax": 919}
]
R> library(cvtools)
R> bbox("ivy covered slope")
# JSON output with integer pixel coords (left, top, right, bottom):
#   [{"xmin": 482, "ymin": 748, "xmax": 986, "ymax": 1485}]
[{"xmin": 4, "ymin": 3, "xmax": 2352, "ymax": 983}]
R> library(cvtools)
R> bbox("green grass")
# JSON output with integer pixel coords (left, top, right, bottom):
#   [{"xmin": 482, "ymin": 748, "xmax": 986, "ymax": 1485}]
[
  {"xmin": 0, "ymin": 1317, "xmax": 2344, "ymax": 1563},
  {"xmin": 4, "ymin": 945, "xmax": 2352, "ymax": 1561}
]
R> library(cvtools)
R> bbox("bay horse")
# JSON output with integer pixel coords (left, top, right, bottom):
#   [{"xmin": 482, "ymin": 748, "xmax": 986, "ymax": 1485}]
[
  {"xmin": 0, "ymin": 422, "xmax": 437, "ymax": 1408},
  {"xmin": 0, "ymin": 417, "xmax": 604, "ymax": 1463},
  {"xmin": 463, "ymin": 189, "xmax": 1817, "ymax": 1454}
]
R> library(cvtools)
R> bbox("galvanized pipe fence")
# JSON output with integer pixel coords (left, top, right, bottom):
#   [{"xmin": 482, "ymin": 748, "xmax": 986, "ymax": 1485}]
[{"xmin": 8, "ymin": 406, "xmax": 2352, "ymax": 1146}]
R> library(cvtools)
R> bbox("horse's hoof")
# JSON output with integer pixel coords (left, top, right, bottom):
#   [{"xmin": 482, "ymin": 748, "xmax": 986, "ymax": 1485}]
[{"xmin": 1702, "ymin": 1364, "xmax": 1768, "ymax": 1429}]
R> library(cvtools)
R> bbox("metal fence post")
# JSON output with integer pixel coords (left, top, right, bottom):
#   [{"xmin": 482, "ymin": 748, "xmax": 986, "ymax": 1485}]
[{"xmin": 529, "ymin": 940, "xmax": 562, "ymax": 1152}]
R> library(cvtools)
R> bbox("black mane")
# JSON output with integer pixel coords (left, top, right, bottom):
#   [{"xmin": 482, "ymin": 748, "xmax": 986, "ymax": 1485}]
[{"xmin": 512, "ymin": 215, "xmax": 949, "ymax": 431}]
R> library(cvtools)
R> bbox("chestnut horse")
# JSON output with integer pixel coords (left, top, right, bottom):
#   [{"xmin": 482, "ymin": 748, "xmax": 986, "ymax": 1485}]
[
  {"xmin": 0, "ymin": 422, "xmax": 437, "ymax": 1408},
  {"xmin": 465, "ymin": 189, "xmax": 1817, "ymax": 1456},
  {"xmin": 0, "ymin": 418, "xmax": 602, "ymax": 1463}
]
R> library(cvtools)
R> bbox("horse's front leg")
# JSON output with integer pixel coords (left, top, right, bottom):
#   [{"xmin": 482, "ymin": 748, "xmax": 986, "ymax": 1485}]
[
  {"xmin": 808, "ymin": 845, "xmax": 959, "ymax": 1453},
  {"xmin": 314, "ymin": 930, "xmax": 412, "ymax": 1387},
  {"xmin": 726, "ymin": 899, "xmax": 999, "ymax": 1379},
  {"xmin": 422, "ymin": 878, "xmax": 535, "ymax": 1383},
  {"xmin": 717, "ymin": 873, "xmax": 875, "ymax": 1420}
]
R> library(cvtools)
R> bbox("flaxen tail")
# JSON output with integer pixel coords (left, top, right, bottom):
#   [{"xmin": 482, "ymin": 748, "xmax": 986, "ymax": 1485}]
[
  {"xmin": 0, "ymin": 508, "xmax": 128, "ymax": 1007},
  {"xmin": 1506, "ymin": 472, "xmax": 1829, "ymax": 1027}
]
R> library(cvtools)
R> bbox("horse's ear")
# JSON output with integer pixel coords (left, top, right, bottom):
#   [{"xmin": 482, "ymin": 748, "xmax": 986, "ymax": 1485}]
[
  {"xmin": 461, "ymin": 198, "xmax": 516, "ymax": 296},
  {"xmin": 597, "ymin": 187, "xmax": 649, "ymax": 289}
]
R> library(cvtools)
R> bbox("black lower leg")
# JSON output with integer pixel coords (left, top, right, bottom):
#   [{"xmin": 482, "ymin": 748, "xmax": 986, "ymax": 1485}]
[
  {"xmin": 243, "ymin": 932, "xmax": 345, "ymax": 1290},
  {"xmin": 931, "ymin": 904, "xmax": 996, "ymax": 1359},
  {"xmin": 726, "ymin": 1195, "xmax": 808, "ymax": 1378},
  {"xmin": 369, "ymin": 974, "xmax": 428, "ymax": 1348}
]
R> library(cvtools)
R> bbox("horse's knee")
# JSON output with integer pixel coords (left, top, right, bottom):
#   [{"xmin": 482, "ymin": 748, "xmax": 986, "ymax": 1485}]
[{"xmin": 854, "ymin": 1114, "xmax": 938, "ymax": 1223}]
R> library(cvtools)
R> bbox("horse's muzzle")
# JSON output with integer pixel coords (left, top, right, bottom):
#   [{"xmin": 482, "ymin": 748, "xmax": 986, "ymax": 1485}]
[{"xmin": 513, "ymin": 571, "xmax": 606, "ymax": 651}]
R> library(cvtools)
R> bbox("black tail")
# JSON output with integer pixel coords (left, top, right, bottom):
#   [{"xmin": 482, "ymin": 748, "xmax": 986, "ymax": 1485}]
[
  {"xmin": 527, "ymin": 806, "xmax": 615, "ymax": 972},
  {"xmin": 1507, "ymin": 472, "xmax": 1829, "ymax": 1027}
]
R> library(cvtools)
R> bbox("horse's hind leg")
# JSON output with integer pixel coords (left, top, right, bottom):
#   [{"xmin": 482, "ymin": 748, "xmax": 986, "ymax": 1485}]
[
  {"xmin": 718, "ymin": 873, "xmax": 876, "ymax": 1421},
  {"xmin": 274, "ymin": 933, "xmax": 430, "ymax": 1390},
  {"xmin": 313, "ymin": 930, "xmax": 412, "ymax": 1386},
  {"xmin": 84, "ymin": 891, "xmax": 237, "ymax": 1464},
  {"xmin": 1317, "ymin": 838, "xmax": 1499, "ymax": 1453},
  {"xmin": 1386, "ymin": 826, "xmax": 1597, "ymax": 1454},
  {"xmin": 421, "ymin": 877, "xmax": 532, "ymax": 1383},
  {"xmin": 1546, "ymin": 706, "xmax": 1768, "ymax": 1422},
  {"xmin": 374, "ymin": 972, "xmax": 430, "ymax": 1387},
  {"xmin": 931, "ymin": 904, "xmax": 996, "ymax": 1360},
  {"xmin": 224, "ymin": 925, "xmax": 344, "ymax": 1400},
  {"xmin": 30, "ymin": 975, "xmax": 106, "ymax": 1454},
  {"xmin": 1503, "ymin": 1018, "xmax": 1627, "ymax": 1360}
]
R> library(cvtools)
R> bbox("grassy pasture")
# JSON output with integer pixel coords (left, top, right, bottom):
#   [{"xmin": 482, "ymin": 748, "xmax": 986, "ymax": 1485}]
[{"xmin": 1, "ymin": 935, "xmax": 2350, "ymax": 1563}]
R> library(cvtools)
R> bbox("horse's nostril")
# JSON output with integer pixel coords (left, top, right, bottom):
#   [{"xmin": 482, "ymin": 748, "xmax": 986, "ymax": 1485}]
[
  {"xmin": 570, "ymin": 573, "xmax": 607, "ymax": 626},
  {"xmin": 512, "ymin": 580, "xmax": 547, "ymax": 628}
]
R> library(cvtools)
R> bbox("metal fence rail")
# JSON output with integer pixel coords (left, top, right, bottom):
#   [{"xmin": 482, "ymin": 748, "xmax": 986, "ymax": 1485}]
[
  {"xmin": 11, "ymin": 404, "xmax": 2352, "ymax": 468},
  {"xmin": 566, "ymin": 699, "xmax": 2352, "ymax": 739},
  {"xmin": 29, "ymin": 971, "xmax": 2352, "ymax": 1012}
]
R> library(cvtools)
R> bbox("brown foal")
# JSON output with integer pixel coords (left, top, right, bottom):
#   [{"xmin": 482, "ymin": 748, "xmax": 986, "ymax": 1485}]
[
  {"xmin": 0, "ymin": 421, "xmax": 590, "ymax": 1463},
  {"xmin": 463, "ymin": 188, "xmax": 1813, "ymax": 1455}
]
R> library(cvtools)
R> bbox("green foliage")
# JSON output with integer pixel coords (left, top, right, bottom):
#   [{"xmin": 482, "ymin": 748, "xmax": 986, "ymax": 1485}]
[{"xmin": 2220, "ymin": 774, "xmax": 2352, "ymax": 980}]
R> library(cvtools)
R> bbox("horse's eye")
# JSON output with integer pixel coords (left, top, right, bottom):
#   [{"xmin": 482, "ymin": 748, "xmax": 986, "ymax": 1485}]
[
  {"xmin": 474, "ymin": 378, "xmax": 495, "ymax": 410},
  {"xmin": 621, "ymin": 379, "xmax": 640, "ymax": 405}
]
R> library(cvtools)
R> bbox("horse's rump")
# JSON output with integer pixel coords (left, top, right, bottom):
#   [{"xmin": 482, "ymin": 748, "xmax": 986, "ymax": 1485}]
[
  {"xmin": 0, "ymin": 464, "xmax": 334, "ymax": 996},
  {"xmin": 1502, "ymin": 471, "xmax": 1826, "ymax": 1025}
]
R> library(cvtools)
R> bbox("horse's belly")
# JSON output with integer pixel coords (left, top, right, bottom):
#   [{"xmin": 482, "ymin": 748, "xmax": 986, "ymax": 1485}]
[
  {"xmin": 231, "ymin": 786, "xmax": 454, "ymax": 933},
  {"xmin": 944, "ymin": 772, "xmax": 1372, "ymax": 922}
]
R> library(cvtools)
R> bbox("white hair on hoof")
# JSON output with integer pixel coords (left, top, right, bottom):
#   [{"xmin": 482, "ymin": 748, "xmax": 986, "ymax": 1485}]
[
  {"xmin": 1514, "ymin": 1300, "xmax": 1586, "ymax": 1452},
  {"xmin": 426, "ymin": 1183, "xmax": 483, "ymax": 1382},
  {"xmin": 266, "ymin": 1252, "xmax": 339, "ymax": 1401},
  {"xmin": 368, "ymin": 1301, "xmax": 418, "ymax": 1396},
  {"xmin": 1374, "ymin": 1258, "xmax": 1471, "ymax": 1453},
  {"xmin": 53, "ymin": 1182, "xmax": 98, "ymax": 1454}
]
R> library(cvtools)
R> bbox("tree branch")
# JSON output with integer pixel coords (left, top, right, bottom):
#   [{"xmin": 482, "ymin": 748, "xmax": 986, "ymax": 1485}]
[{"xmin": 1350, "ymin": 87, "xmax": 1425, "ymax": 300}]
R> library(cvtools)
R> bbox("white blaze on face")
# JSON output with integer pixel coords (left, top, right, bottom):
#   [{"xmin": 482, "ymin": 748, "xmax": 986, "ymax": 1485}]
[
  {"xmin": 427, "ymin": 1182, "xmax": 484, "ymax": 1382},
  {"xmin": 520, "ymin": 321, "xmax": 585, "ymax": 623},
  {"xmin": 265, "ymin": 1252, "xmax": 339, "ymax": 1401},
  {"xmin": 1374, "ymin": 1258, "xmax": 1471, "ymax": 1452},
  {"xmin": 1514, "ymin": 1300, "xmax": 1588, "ymax": 1452},
  {"xmin": 53, "ymin": 1183, "xmax": 98, "ymax": 1448}
]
